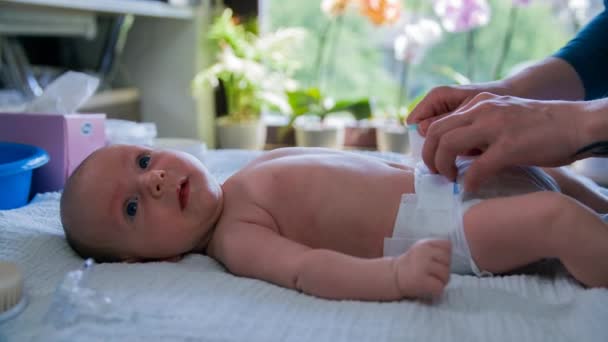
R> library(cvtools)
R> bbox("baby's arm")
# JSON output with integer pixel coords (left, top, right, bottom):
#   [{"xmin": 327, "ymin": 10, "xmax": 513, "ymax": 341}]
[{"xmin": 211, "ymin": 222, "xmax": 451, "ymax": 301}]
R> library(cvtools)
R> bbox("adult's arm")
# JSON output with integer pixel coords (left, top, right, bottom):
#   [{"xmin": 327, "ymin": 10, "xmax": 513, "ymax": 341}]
[
  {"xmin": 408, "ymin": 1, "xmax": 608, "ymax": 128},
  {"xmin": 408, "ymin": 58, "xmax": 585, "ymax": 132},
  {"xmin": 553, "ymin": 0, "xmax": 608, "ymax": 101}
]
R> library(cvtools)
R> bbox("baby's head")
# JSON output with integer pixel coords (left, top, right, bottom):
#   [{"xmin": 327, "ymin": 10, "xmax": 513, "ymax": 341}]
[{"xmin": 60, "ymin": 144, "xmax": 223, "ymax": 262}]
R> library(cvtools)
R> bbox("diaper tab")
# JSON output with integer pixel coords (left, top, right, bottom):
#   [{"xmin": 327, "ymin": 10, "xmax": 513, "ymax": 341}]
[
  {"xmin": 408, "ymin": 124, "xmax": 424, "ymax": 161},
  {"xmin": 389, "ymin": 162, "xmax": 464, "ymax": 243}
]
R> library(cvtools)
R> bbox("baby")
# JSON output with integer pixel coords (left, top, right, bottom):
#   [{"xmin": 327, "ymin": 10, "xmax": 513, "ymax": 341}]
[{"xmin": 60, "ymin": 145, "xmax": 608, "ymax": 301}]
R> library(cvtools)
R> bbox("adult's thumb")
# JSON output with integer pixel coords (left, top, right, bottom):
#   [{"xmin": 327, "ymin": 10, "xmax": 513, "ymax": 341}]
[{"xmin": 407, "ymin": 86, "xmax": 466, "ymax": 125}]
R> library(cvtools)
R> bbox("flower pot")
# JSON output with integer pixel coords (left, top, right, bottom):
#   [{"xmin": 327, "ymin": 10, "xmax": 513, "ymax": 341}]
[
  {"xmin": 265, "ymin": 124, "xmax": 296, "ymax": 149},
  {"xmin": 376, "ymin": 125, "xmax": 409, "ymax": 154},
  {"xmin": 344, "ymin": 125, "xmax": 377, "ymax": 150},
  {"xmin": 216, "ymin": 119, "xmax": 266, "ymax": 150},
  {"xmin": 572, "ymin": 157, "xmax": 608, "ymax": 186},
  {"xmin": 295, "ymin": 125, "xmax": 344, "ymax": 149}
]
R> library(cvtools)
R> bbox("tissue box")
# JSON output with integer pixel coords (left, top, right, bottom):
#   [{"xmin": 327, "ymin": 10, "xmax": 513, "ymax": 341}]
[{"xmin": 0, "ymin": 113, "xmax": 106, "ymax": 194}]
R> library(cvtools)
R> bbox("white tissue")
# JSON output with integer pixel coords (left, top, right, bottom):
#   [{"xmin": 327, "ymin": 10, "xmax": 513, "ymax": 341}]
[{"xmin": 25, "ymin": 71, "xmax": 99, "ymax": 114}]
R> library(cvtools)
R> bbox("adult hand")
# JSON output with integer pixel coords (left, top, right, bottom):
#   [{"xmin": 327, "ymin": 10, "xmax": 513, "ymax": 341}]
[
  {"xmin": 406, "ymin": 82, "xmax": 512, "ymax": 134},
  {"xmin": 421, "ymin": 93, "xmax": 586, "ymax": 192}
]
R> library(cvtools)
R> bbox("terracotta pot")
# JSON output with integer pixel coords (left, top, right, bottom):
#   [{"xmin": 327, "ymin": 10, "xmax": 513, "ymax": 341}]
[
  {"xmin": 295, "ymin": 125, "xmax": 344, "ymax": 149},
  {"xmin": 344, "ymin": 125, "xmax": 377, "ymax": 150},
  {"xmin": 216, "ymin": 119, "xmax": 266, "ymax": 150},
  {"xmin": 265, "ymin": 124, "xmax": 296, "ymax": 149},
  {"xmin": 376, "ymin": 125, "xmax": 409, "ymax": 154}
]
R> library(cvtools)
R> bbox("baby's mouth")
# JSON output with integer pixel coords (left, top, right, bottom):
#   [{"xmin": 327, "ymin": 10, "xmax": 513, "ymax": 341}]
[{"xmin": 178, "ymin": 178, "xmax": 189, "ymax": 211}]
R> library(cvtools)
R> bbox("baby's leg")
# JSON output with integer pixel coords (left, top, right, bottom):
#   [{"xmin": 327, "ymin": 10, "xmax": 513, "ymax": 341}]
[{"xmin": 463, "ymin": 191, "xmax": 608, "ymax": 287}]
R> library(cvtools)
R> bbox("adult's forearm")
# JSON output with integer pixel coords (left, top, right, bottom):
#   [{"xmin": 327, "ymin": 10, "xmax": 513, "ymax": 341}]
[
  {"xmin": 500, "ymin": 57, "xmax": 585, "ymax": 101},
  {"xmin": 294, "ymin": 249, "xmax": 402, "ymax": 301},
  {"xmin": 576, "ymin": 98, "xmax": 608, "ymax": 157}
]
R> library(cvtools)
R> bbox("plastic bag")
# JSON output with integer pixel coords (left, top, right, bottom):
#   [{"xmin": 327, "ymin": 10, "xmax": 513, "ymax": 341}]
[{"xmin": 42, "ymin": 259, "xmax": 135, "ymax": 330}]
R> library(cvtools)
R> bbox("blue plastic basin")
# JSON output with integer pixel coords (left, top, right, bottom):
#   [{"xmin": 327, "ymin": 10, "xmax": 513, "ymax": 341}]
[{"xmin": 0, "ymin": 142, "xmax": 50, "ymax": 210}]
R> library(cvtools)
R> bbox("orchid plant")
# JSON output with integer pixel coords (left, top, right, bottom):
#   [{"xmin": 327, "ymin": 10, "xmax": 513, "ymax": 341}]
[
  {"xmin": 388, "ymin": 0, "xmax": 546, "ymax": 125},
  {"xmin": 432, "ymin": 0, "xmax": 491, "ymax": 80},
  {"xmin": 287, "ymin": 0, "xmax": 403, "ymax": 128},
  {"xmin": 193, "ymin": 8, "xmax": 306, "ymax": 123}
]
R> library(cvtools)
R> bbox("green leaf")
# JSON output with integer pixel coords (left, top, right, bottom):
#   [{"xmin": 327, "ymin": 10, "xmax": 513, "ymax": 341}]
[
  {"xmin": 433, "ymin": 65, "xmax": 471, "ymax": 85},
  {"xmin": 287, "ymin": 87, "xmax": 323, "ymax": 116},
  {"xmin": 326, "ymin": 98, "xmax": 372, "ymax": 121},
  {"xmin": 208, "ymin": 8, "xmax": 252, "ymax": 59}
]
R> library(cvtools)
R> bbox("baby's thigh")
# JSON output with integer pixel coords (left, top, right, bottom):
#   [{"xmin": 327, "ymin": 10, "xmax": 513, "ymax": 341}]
[{"xmin": 462, "ymin": 192, "xmax": 562, "ymax": 273}]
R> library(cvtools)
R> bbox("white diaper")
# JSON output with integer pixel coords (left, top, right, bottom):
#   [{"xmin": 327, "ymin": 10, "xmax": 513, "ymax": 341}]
[{"xmin": 383, "ymin": 126, "xmax": 560, "ymax": 276}]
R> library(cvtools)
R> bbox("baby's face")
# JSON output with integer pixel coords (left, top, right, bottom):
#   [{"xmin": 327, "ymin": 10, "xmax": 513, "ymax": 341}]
[{"xmin": 75, "ymin": 145, "xmax": 223, "ymax": 261}]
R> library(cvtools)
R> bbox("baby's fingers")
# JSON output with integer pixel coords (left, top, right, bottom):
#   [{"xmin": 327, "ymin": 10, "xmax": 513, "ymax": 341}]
[
  {"xmin": 423, "ymin": 275, "xmax": 448, "ymax": 300},
  {"xmin": 427, "ymin": 239, "xmax": 452, "ymax": 252},
  {"xmin": 428, "ymin": 261, "xmax": 451, "ymax": 284},
  {"xmin": 431, "ymin": 249, "xmax": 451, "ymax": 268}
]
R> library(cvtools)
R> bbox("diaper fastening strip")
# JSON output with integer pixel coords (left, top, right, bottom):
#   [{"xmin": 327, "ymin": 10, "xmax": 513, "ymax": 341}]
[{"xmin": 383, "ymin": 125, "xmax": 482, "ymax": 275}]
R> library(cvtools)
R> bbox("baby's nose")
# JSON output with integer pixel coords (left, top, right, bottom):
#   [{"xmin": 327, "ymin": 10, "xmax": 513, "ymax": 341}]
[{"xmin": 145, "ymin": 169, "xmax": 166, "ymax": 197}]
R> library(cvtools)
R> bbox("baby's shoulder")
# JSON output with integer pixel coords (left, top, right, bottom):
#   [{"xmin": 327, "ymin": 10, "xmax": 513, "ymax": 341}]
[
  {"xmin": 216, "ymin": 180, "xmax": 278, "ymax": 229},
  {"xmin": 209, "ymin": 203, "xmax": 280, "ymax": 257}
]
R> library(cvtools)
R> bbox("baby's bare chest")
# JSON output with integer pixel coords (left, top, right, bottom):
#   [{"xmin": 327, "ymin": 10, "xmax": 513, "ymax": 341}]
[{"xmin": 227, "ymin": 163, "xmax": 414, "ymax": 257}]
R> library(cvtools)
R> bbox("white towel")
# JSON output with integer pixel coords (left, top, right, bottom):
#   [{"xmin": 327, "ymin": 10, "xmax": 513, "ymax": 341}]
[{"xmin": 1, "ymin": 150, "xmax": 607, "ymax": 342}]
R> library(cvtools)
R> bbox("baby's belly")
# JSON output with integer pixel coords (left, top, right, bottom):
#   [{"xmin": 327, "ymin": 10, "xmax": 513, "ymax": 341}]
[{"xmin": 273, "ymin": 171, "xmax": 414, "ymax": 258}]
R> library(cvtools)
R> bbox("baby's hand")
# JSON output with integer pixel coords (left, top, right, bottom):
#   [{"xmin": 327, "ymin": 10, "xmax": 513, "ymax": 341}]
[{"xmin": 394, "ymin": 239, "xmax": 451, "ymax": 300}]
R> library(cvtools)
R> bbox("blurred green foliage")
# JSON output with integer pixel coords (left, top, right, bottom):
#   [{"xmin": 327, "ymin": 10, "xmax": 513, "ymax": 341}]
[{"xmin": 265, "ymin": 0, "xmax": 574, "ymax": 109}]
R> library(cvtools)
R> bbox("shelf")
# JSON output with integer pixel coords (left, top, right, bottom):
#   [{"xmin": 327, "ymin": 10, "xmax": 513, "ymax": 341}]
[
  {"xmin": 0, "ymin": 0, "xmax": 195, "ymax": 19},
  {"xmin": 0, "ymin": 8, "xmax": 97, "ymax": 37}
]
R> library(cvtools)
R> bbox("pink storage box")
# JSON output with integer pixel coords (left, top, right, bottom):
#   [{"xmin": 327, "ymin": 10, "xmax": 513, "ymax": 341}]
[{"xmin": 0, "ymin": 113, "xmax": 106, "ymax": 194}]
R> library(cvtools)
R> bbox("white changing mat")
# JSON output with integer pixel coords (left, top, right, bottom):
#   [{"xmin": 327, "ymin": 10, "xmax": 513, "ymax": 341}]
[{"xmin": 1, "ymin": 150, "xmax": 607, "ymax": 341}]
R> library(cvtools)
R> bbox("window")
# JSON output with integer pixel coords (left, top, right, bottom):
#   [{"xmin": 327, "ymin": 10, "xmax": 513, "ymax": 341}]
[{"xmin": 261, "ymin": 0, "xmax": 603, "ymax": 110}]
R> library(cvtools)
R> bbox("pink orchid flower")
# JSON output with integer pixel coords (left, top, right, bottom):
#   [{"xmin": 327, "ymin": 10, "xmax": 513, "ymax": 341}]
[
  {"xmin": 433, "ymin": 0, "xmax": 491, "ymax": 33},
  {"xmin": 512, "ymin": 0, "xmax": 532, "ymax": 7}
]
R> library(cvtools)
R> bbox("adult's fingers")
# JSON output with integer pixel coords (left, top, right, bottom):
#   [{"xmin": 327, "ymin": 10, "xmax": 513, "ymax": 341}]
[
  {"xmin": 422, "ymin": 113, "xmax": 474, "ymax": 173},
  {"xmin": 433, "ymin": 127, "xmax": 492, "ymax": 181},
  {"xmin": 452, "ymin": 92, "xmax": 497, "ymax": 115},
  {"xmin": 414, "ymin": 92, "xmax": 497, "ymax": 136},
  {"xmin": 407, "ymin": 86, "xmax": 469, "ymax": 125},
  {"xmin": 463, "ymin": 146, "xmax": 506, "ymax": 192},
  {"xmin": 417, "ymin": 113, "xmax": 449, "ymax": 135}
]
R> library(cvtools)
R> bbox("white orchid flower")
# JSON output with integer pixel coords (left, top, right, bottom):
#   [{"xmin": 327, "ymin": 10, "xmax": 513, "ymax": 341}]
[{"xmin": 394, "ymin": 17, "xmax": 443, "ymax": 65}]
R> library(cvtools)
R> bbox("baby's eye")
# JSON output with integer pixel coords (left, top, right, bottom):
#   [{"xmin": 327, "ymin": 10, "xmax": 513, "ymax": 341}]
[
  {"xmin": 125, "ymin": 199, "xmax": 138, "ymax": 217},
  {"xmin": 137, "ymin": 154, "xmax": 151, "ymax": 169}
]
